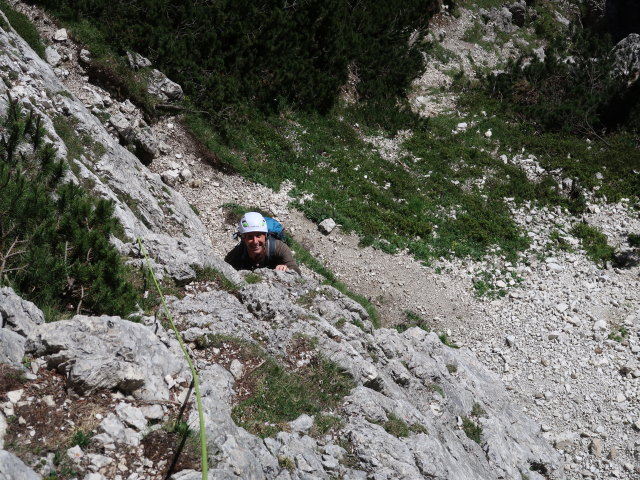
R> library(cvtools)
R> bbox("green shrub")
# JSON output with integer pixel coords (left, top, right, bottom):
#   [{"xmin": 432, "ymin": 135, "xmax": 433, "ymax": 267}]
[
  {"xmin": 0, "ymin": 100, "xmax": 137, "ymax": 318},
  {"xmin": 395, "ymin": 310, "xmax": 431, "ymax": 333},
  {"xmin": 32, "ymin": 0, "xmax": 438, "ymax": 121},
  {"xmin": 480, "ymin": 26, "xmax": 622, "ymax": 135},
  {"xmin": 70, "ymin": 430, "xmax": 91, "ymax": 448}
]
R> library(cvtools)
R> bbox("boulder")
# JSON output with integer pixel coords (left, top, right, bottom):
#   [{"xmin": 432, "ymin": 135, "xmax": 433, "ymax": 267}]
[
  {"xmin": 126, "ymin": 51, "xmax": 152, "ymax": 70},
  {"xmin": 612, "ymin": 33, "xmax": 640, "ymax": 87},
  {"xmin": 0, "ymin": 287, "xmax": 44, "ymax": 337},
  {"xmin": 319, "ymin": 218, "xmax": 337, "ymax": 235},
  {"xmin": 44, "ymin": 46, "xmax": 61, "ymax": 66},
  {"xmin": 508, "ymin": 1, "xmax": 527, "ymax": 27},
  {"xmin": 25, "ymin": 315, "xmax": 189, "ymax": 401},
  {"xmin": 0, "ymin": 450, "xmax": 40, "ymax": 480},
  {"xmin": 147, "ymin": 69, "xmax": 184, "ymax": 102}
]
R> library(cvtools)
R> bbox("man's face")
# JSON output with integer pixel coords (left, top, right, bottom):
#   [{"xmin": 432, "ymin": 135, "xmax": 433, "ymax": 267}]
[{"xmin": 243, "ymin": 232, "xmax": 267, "ymax": 259}]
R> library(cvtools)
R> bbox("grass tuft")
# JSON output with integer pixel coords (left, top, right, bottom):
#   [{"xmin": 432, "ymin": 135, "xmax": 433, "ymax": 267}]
[
  {"xmin": 231, "ymin": 347, "xmax": 354, "ymax": 438},
  {"xmin": 570, "ymin": 223, "xmax": 616, "ymax": 268}
]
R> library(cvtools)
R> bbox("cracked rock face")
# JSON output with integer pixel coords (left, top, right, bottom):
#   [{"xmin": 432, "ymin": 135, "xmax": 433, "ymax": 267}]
[
  {"xmin": 0, "ymin": 13, "xmax": 235, "ymax": 283},
  {"xmin": 2, "ymin": 272, "xmax": 564, "ymax": 479},
  {"xmin": 25, "ymin": 315, "xmax": 189, "ymax": 401}
]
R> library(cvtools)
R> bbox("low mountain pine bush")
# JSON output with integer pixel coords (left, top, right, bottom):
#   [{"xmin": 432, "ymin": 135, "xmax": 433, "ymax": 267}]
[{"xmin": 0, "ymin": 99, "xmax": 137, "ymax": 319}]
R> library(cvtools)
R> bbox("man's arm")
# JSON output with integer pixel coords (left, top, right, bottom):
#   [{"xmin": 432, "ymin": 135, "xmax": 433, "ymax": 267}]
[{"xmin": 274, "ymin": 241, "xmax": 301, "ymax": 274}]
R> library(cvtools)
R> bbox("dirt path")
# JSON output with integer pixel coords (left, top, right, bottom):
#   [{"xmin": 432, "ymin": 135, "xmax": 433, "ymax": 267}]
[{"xmin": 147, "ymin": 119, "xmax": 476, "ymax": 329}]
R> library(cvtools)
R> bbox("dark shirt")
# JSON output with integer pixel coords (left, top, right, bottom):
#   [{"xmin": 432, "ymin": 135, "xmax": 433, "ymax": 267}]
[{"xmin": 224, "ymin": 238, "xmax": 301, "ymax": 274}]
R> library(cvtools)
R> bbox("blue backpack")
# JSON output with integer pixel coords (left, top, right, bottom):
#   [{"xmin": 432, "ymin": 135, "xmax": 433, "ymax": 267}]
[
  {"xmin": 264, "ymin": 216, "xmax": 285, "ymax": 241},
  {"xmin": 264, "ymin": 216, "xmax": 286, "ymax": 259}
]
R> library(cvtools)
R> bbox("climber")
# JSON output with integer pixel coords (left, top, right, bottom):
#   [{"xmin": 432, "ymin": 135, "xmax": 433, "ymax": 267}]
[{"xmin": 224, "ymin": 211, "xmax": 301, "ymax": 274}]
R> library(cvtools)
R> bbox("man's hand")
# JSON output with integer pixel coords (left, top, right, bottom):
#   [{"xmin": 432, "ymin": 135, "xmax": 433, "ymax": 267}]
[{"xmin": 275, "ymin": 264, "xmax": 289, "ymax": 271}]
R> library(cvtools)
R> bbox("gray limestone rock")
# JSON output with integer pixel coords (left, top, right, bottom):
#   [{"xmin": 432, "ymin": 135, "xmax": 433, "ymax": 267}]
[
  {"xmin": 0, "ymin": 287, "xmax": 45, "ymax": 337},
  {"xmin": 0, "ymin": 414, "xmax": 6, "ymax": 449},
  {"xmin": 126, "ymin": 51, "xmax": 152, "ymax": 70},
  {"xmin": 25, "ymin": 315, "xmax": 188, "ymax": 400},
  {"xmin": 148, "ymin": 69, "xmax": 184, "ymax": 102},
  {"xmin": 130, "ymin": 125, "xmax": 161, "ymax": 164},
  {"xmin": 52, "ymin": 28, "xmax": 67, "ymax": 42},
  {"xmin": 115, "ymin": 403, "xmax": 147, "ymax": 431},
  {"xmin": 0, "ymin": 330, "xmax": 25, "ymax": 366},
  {"xmin": 0, "ymin": 288, "xmax": 40, "ymax": 366},
  {"xmin": 44, "ymin": 46, "xmax": 61, "ymax": 66},
  {"xmin": 79, "ymin": 48, "xmax": 92, "ymax": 64},
  {"xmin": 612, "ymin": 33, "xmax": 640, "ymax": 86},
  {"xmin": 318, "ymin": 218, "xmax": 336, "ymax": 235},
  {"xmin": 0, "ymin": 450, "xmax": 41, "ymax": 480}
]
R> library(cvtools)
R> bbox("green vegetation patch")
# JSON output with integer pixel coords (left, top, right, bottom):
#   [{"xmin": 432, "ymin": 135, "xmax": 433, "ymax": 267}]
[
  {"xmin": 194, "ymin": 106, "xmax": 537, "ymax": 265},
  {"xmin": 570, "ymin": 223, "xmax": 616, "ymax": 267},
  {"xmin": 231, "ymin": 342, "xmax": 354, "ymax": 438},
  {"xmin": 192, "ymin": 265, "xmax": 239, "ymax": 293},
  {"xmin": 608, "ymin": 326, "xmax": 629, "ymax": 343},
  {"xmin": 377, "ymin": 412, "xmax": 410, "ymax": 438},
  {"xmin": 310, "ymin": 414, "xmax": 344, "ymax": 437},
  {"xmin": 0, "ymin": 101, "xmax": 137, "ymax": 319},
  {"xmin": 395, "ymin": 310, "xmax": 431, "ymax": 333},
  {"xmin": 462, "ymin": 416, "xmax": 482, "ymax": 444},
  {"xmin": 34, "ymin": 0, "xmax": 435, "ymax": 119},
  {"xmin": 370, "ymin": 412, "xmax": 428, "ymax": 438},
  {"xmin": 0, "ymin": 1, "xmax": 46, "ymax": 58}
]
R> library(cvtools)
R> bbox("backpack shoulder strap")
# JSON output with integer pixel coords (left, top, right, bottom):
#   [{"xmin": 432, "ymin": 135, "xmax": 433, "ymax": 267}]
[{"xmin": 267, "ymin": 236, "xmax": 276, "ymax": 263}]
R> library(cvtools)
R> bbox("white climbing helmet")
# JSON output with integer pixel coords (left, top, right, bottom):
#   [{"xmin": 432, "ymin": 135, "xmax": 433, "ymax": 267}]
[{"xmin": 238, "ymin": 212, "xmax": 268, "ymax": 234}]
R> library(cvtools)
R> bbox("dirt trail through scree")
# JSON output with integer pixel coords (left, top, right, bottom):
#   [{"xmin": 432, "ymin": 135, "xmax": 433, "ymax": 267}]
[{"xmin": 147, "ymin": 119, "xmax": 476, "ymax": 331}]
